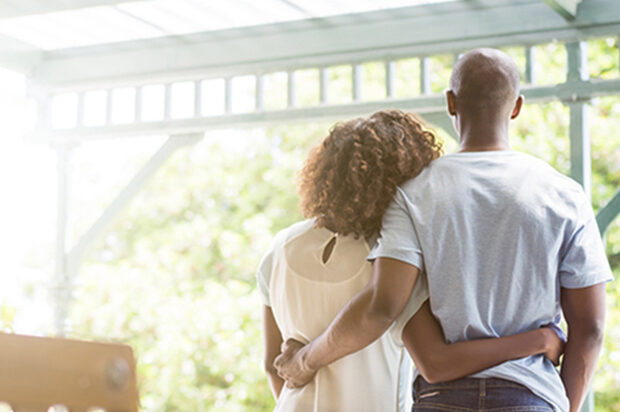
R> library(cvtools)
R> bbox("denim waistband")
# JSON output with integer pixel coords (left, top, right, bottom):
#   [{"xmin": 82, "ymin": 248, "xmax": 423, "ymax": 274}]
[{"xmin": 415, "ymin": 376, "xmax": 528, "ymax": 392}]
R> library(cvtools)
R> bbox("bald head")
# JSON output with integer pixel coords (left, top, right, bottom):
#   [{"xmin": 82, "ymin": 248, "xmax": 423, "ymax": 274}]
[{"xmin": 449, "ymin": 48, "xmax": 520, "ymax": 112}]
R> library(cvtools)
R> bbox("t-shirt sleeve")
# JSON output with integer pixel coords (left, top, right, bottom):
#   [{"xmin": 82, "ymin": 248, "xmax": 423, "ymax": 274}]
[
  {"xmin": 256, "ymin": 246, "xmax": 275, "ymax": 306},
  {"xmin": 367, "ymin": 188, "xmax": 424, "ymax": 270},
  {"xmin": 559, "ymin": 196, "xmax": 614, "ymax": 289},
  {"xmin": 390, "ymin": 272, "xmax": 430, "ymax": 346}
]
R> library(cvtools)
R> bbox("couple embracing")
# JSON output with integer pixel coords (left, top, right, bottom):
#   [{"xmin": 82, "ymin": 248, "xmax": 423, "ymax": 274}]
[{"xmin": 257, "ymin": 49, "xmax": 612, "ymax": 412}]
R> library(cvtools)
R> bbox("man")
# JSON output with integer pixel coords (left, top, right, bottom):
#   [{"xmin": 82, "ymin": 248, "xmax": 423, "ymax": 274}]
[{"xmin": 274, "ymin": 48, "xmax": 612, "ymax": 411}]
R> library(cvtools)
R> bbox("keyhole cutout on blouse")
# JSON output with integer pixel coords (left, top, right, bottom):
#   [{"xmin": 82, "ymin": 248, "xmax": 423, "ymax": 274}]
[{"xmin": 322, "ymin": 235, "xmax": 337, "ymax": 264}]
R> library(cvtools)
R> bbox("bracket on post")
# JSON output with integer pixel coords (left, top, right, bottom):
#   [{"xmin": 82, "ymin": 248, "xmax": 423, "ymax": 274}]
[
  {"xmin": 542, "ymin": 0, "xmax": 583, "ymax": 20},
  {"xmin": 597, "ymin": 189, "xmax": 620, "ymax": 236},
  {"xmin": 52, "ymin": 133, "xmax": 202, "ymax": 336}
]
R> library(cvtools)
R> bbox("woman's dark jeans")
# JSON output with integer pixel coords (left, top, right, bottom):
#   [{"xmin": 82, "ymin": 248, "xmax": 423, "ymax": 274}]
[{"xmin": 413, "ymin": 376, "xmax": 554, "ymax": 411}]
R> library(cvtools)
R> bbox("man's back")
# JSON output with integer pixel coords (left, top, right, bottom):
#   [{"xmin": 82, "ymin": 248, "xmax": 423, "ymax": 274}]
[{"xmin": 370, "ymin": 150, "xmax": 612, "ymax": 411}]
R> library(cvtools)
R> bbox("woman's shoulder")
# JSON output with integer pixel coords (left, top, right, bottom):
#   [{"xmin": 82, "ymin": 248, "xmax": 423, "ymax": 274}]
[{"xmin": 273, "ymin": 219, "xmax": 317, "ymax": 246}]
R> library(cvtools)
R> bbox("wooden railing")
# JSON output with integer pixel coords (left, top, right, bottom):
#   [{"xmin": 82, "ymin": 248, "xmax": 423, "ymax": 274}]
[{"xmin": 0, "ymin": 332, "xmax": 138, "ymax": 412}]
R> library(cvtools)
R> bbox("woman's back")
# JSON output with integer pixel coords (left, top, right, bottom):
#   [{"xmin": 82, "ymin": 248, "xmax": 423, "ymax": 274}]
[{"xmin": 258, "ymin": 220, "xmax": 420, "ymax": 412}]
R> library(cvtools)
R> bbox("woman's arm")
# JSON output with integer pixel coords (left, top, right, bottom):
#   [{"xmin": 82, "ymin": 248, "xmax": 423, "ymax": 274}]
[
  {"xmin": 402, "ymin": 301, "xmax": 563, "ymax": 384},
  {"xmin": 263, "ymin": 305, "xmax": 285, "ymax": 399}
]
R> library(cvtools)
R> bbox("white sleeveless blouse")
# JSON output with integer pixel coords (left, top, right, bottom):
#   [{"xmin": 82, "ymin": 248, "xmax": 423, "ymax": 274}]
[{"xmin": 257, "ymin": 219, "xmax": 429, "ymax": 412}]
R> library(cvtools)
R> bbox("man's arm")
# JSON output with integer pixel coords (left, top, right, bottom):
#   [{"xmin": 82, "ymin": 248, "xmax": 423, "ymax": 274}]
[
  {"xmin": 560, "ymin": 283, "xmax": 607, "ymax": 412},
  {"xmin": 274, "ymin": 257, "xmax": 420, "ymax": 387}
]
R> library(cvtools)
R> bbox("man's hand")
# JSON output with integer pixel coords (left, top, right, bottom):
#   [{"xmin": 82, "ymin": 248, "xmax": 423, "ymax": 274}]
[
  {"xmin": 273, "ymin": 258, "xmax": 419, "ymax": 389},
  {"xmin": 274, "ymin": 339, "xmax": 317, "ymax": 388}
]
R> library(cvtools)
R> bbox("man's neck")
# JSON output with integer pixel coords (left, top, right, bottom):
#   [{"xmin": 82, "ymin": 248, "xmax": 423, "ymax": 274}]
[{"xmin": 456, "ymin": 116, "xmax": 511, "ymax": 153}]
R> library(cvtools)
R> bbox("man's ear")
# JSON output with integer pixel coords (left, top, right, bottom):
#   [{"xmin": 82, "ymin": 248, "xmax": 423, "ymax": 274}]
[
  {"xmin": 446, "ymin": 90, "xmax": 457, "ymax": 116},
  {"xmin": 510, "ymin": 95, "xmax": 524, "ymax": 119}
]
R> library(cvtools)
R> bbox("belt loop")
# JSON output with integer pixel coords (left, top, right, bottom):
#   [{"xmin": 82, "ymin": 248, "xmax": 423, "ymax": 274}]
[{"xmin": 479, "ymin": 379, "xmax": 486, "ymax": 410}]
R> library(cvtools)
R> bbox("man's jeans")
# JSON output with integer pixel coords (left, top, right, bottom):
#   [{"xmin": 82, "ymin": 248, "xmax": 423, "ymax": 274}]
[{"xmin": 413, "ymin": 376, "xmax": 554, "ymax": 411}]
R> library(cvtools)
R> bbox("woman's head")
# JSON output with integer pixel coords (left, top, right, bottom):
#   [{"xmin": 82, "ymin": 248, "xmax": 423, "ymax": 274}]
[{"xmin": 298, "ymin": 110, "xmax": 442, "ymax": 239}]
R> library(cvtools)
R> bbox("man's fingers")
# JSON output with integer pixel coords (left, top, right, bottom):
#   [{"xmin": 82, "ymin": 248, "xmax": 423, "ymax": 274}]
[
  {"xmin": 274, "ymin": 352, "xmax": 284, "ymax": 367},
  {"xmin": 281, "ymin": 338, "xmax": 303, "ymax": 352}
]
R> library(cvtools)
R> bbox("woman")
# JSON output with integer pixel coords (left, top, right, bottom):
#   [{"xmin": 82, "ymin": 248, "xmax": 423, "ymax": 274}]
[{"xmin": 257, "ymin": 110, "xmax": 562, "ymax": 411}]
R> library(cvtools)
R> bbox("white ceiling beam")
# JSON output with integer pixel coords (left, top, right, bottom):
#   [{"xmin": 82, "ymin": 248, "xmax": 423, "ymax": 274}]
[
  {"xmin": 0, "ymin": 0, "xmax": 149, "ymax": 19},
  {"xmin": 0, "ymin": 33, "xmax": 42, "ymax": 74},
  {"xmin": 542, "ymin": 0, "xmax": 583, "ymax": 20},
  {"xmin": 27, "ymin": 0, "xmax": 620, "ymax": 91}
]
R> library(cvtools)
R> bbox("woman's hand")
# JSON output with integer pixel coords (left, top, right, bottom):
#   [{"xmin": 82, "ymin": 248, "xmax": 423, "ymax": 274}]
[{"xmin": 540, "ymin": 325, "xmax": 566, "ymax": 366}]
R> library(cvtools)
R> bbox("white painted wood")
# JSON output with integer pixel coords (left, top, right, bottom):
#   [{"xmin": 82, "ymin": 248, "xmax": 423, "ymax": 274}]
[
  {"xmin": 525, "ymin": 46, "xmax": 536, "ymax": 85},
  {"xmin": 385, "ymin": 61, "xmax": 395, "ymax": 98},
  {"xmin": 26, "ymin": 76, "xmax": 620, "ymax": 142},
  {"xmin": 105, "ymin": 89, "xmax": 112, "ymax": 125},
  {"xmin": 352, "ymin": 64, "xmax": 361, "ymax": 101},
  {"xmin": 76, "ymin": 92, "xmax": 85, "ymax": 127},
  {"xmin": 134, "ymin": 86, "xmax": 142, "ymax": 122},
  {"xmin": 164, "ymin": 83, "xmax": 172, "ymax": 120},
  {"xmin": 320, "ymin": 67, "xmax": 329, "ymax": 104},
  {"xmin": 543, "ymin": 0, "xmax": 583, "ymax": 19},
  {"xmin": 287, "ymin": 71, "xmax": 296, "ymax": 108},
  {"xmin": 52, "ymin": 144, "xmax": 71, "ymax": 337},
  {"xmin": 66, "ymin": 134, "xmax": 202, "ymax": 276},
  {"xmin": 420, "ymin": 57, "xmax": 430, "ymax": 95},
  {"xmin": 194, "ymin": 80, "xmax": 202, "ymax": 117},
  {"xmin": 224, "ymin": 78, "xmax": 232, "ymax": 114},
  {"xmin": 22, "ymin": 0, "xmax": 620, "ymax": 90},
  {"xmin": 0, "ymin": 34, "xmax": 42, "ymax": 73},
  {"xmin": 256, "ymin": 75, "xmax": 264, "ymax": 111}
]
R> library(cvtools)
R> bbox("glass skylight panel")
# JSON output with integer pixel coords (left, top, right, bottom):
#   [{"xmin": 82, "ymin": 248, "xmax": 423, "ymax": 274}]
[
  {"xmin": 0, "ymin": 6, "xmax": 164, "ymax": 49},
  {"xmin": 78, "ymin": 7, "xmax": 165, "ymax": 43},
  {"xmin": 292, "ymin": 0, "xmax": 457, "ymax": 17},
  {"xmin": 0, "ymin": 14, "xmax": 80, "ymax": 50},
  {"xmin": 204, "ymin": 1, "xmax": 273, "ymax": 29},
  {"xmin": 0, "ymin": 0, "xmax": 459, "ymax": 50},
  {"xmin": 283, "ymin": 0, "xmax": 345, "ymax": 17},
  {"xmin": 236, "ymin": 0, "xmax": 307, "ymax": 23},
  {"xmin": 117, "ymin": 0, "xmax": 213, "ymax": 35}
]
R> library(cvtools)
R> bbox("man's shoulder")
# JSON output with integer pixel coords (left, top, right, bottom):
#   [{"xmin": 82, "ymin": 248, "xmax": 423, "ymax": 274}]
[
  {"xmin": 397, "ymin": 151, "xmax": 587, "ymax": 208},
  {"xmin": 514, "ymin": 152, "xmax": 586, "ymax": 198}
]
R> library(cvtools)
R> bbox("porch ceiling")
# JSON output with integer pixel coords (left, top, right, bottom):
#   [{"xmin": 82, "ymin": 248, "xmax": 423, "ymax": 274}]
[{"xmin": 0, "ymin": 0, "xmax": 617, "ymax": 90}]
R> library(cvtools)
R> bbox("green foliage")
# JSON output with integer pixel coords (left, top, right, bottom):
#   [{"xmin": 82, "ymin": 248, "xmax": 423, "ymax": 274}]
[
  {"xmin": 70, "ymin": 126, "xmax": 326, "ymax": 411},
  {"xmin": 0, "ymin": 302, "xmax": 16, "ymax": 332},
  {"xmin": 59, "ymin": 38, "xmax": 620, "ymax": 411}
]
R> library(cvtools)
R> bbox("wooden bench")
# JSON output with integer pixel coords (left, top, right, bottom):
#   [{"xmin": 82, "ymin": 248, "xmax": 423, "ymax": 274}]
[{"xmin": 0, "ymin": 332, "xmax": 138, "ymax": 412}]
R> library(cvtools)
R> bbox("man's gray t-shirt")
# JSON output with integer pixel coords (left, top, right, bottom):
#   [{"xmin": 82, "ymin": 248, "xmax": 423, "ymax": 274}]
[{"xmin": 368, "ymin": 150, "xmax": 613, "ymax": 411}]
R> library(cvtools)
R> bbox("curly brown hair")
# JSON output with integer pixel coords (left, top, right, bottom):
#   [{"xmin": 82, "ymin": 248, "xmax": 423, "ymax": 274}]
[{"xmin": 298, "ymin": 110, "xmax": 442, "ymax": 239}]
